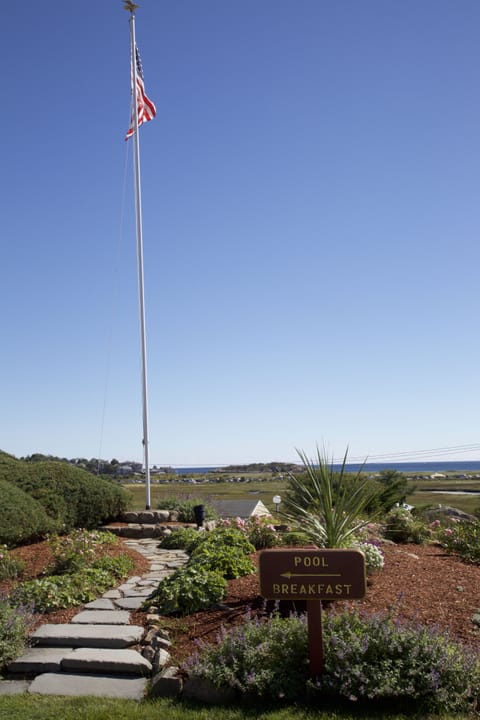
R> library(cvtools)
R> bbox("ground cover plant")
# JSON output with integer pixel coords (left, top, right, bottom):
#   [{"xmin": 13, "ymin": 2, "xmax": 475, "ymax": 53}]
[
  {"xmin": 438, "ymin": 519, "xmax": 480, "ymax": 564},
  {"xmin": 184, "ymin": 608, "xmax": 480, "ymax": 714},
  {"xmin": 7, "ymin": 530, "xmax": 135, "ymax": 613}
]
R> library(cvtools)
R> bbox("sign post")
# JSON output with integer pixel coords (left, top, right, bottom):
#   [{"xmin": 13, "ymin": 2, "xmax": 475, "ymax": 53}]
[{"xmin": 258, "ymin": 548, "xmax": 366, "ymax": 678}]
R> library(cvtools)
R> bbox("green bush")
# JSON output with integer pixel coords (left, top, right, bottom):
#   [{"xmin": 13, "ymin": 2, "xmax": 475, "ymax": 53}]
[
  {"xmin": 150, "ymin": 564, "xmax": 227, "ymax": 615},
  {"xmin": 0, "ymin": 596, "xmax": 31, "ymax": 669},
  {"xmin": 47, "ymin": 529, "xmax": 117, "ymax": 574},
  {"xmin": 158, "ymin": 527, "xmax": 203, "ymax": 553},
  {"xmin": 157, "ymin": 498, "xmax": 216, "ymax": 523},
  {"xmin": 438, "ymin": 520, "xmax": 480, "ymax": 563},
  {"xmin": 190, "ymin": 543, "xmax": 255, "ymax": 579},
  {"xmin": 0, "ymin": 456, "xmax": 128, "ymax": 533},
  {"xmin": 197, "ymin": 526, "xmax": 256, "ymax": 555},
  {"xmin": 0, "ymin": 478, "xmax": 58, "ymax": 546},
  {"xmin": 217, "ymin": 517, "xmax": 281, "ymax": 549},
  {"xmin": 383, "ymin": 507, "xmax": 431, "ymax": 544},
  {"xmin": 12, "ymin": 555, "xmax": 133, "ymax": 613},
  {"xmin": 185, "ymin": 610, "xmax": 480, "ymax": 713}
]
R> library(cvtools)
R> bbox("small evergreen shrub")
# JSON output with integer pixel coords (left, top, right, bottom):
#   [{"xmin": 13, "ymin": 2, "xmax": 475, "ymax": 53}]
[
  {"xmin": 185, "ymin": 610, "xmax": 480, "ymax": 713},
  {"xmin": 0, "ymin": 596, "xmax": 32, "ymax": 669},
  {"xmin": 197, "ymin": 526, "xmax": 256, "ymax": 555},
  {"xmin": 0, "ymin": 545, "xmax": 24, "ymax": 581},
  {"xmin": 158, "ymin": 527, "xmax": 203, "ymax": 553},
  {"xmin": 149, "ymin": 565, "xmax": 227, "ymax": 616},
  {"xmin": 0, "ymin": 478, "xmax": 58, "ymax": 546},
  {"xmin": 383, "ymin": 507, "xmax": 430, "ymax": 544},
  {"xmin": 1, "ymin": 458, "xmax": 128, "ymax": 532},
  {"xmin": 438, "ymin": 520, "xmax": 480, "ymax": 563}
]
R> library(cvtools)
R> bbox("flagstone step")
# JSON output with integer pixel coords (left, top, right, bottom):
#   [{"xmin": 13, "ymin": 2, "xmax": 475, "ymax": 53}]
[
  {"xmin": 70, "ymin": 610, "xmax": 131, "ymax": 624},
  {"xmin": 0, "ymin": 679, "xmax": 31, "ymax": 695},
  {"xmin": 7, "ymin": 647, "xmax": 73, "ymax": 675},
  {"xmin": 61, "ymin": 648, "xmax": 152, "ymax": 675},
  {"xmin": 28, "ymin": 672, "xmax": 148, "ymax": 700},
  {"xmin": 31, "ymin": 624, "xmax": 144, "ymax": 649}
]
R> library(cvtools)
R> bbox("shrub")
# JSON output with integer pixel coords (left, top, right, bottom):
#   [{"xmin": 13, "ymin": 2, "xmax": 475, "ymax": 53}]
[
  {"xmin": 318, "ymin": 610, "xmax": 480, "ymax": 713},
  {"xmin": 47, "ymin": 529, "xmax": 117, "ymax": 574},
  {"xmin": 438, "ymin": 520, "xmax": 480, "ymax": 563},
  {"xmin": 185, "ymin": 610, "xmax": 480, "ymax": 713},
  {"xmin": 157, "ymin": 498, "xmax": 216, "ymax": 523},
  {"xmin": 184, "ymin": 612, "xmax": 309, "ymax": 700},
  {"xmin": 158, "ymin": 527, "xmax": 204, "ymax": 553},
  {"xmin": 150, "ymin": 564, "xmax": 227, "ymax": 615},
  {"xmin": 0, "ymin": 545, "xmax": 25, "ymax": 581},
  {"xmin": 218, "ymin": 516, "xmax": 281, "ymax": 550},
  {"xmin": 0, "ymin": 596, "xmax": 32, "ymax": 669},
  {"xmin": 197, "ymin": 526, "xmax": 256, "ymax": 555},
  {"xmin": 190, "ymin": 543, "xmax": 255, "ymax": 579},
  {"xmin": 354, "ymin": 542, "xmax": 384, "ymax": 575},
  {"xmin": 0, "ymin": 457, "xmax": 128, "ymax": 533},
  {"xmin": 383, "ymin": 507, "xmax": 431, "ymax": 544},
  {"xmin": 0, "ymin": 478, "xmax": 58, "ymax": 546}
]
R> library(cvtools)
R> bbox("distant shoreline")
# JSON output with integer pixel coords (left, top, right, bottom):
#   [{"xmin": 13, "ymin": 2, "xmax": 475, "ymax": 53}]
[{"xmin": 173, "ymin": 460, "xmax": 480, "ymax": 475}]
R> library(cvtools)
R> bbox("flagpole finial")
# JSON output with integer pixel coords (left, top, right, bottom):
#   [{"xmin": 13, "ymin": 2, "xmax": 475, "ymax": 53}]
[{"xmin": 123, "ymin": 1, "xmax": 140, "ymax": 13}]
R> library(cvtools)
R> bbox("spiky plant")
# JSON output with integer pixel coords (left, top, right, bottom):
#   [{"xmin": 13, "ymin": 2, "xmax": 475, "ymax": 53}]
[{"xmin": 282, "ymin": 447, "xmax": 381, "ymax": 547}]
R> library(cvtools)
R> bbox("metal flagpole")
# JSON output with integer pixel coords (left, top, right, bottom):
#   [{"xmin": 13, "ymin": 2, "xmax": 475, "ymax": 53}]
[{"xmin": 127, "ymin": 3, "xmax": 151, "ymax": 509}]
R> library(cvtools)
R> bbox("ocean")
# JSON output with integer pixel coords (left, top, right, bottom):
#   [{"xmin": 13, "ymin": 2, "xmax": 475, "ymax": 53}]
[{"xmin": 174, "ymin": 461, "xmax": 480, "ymax": 475}]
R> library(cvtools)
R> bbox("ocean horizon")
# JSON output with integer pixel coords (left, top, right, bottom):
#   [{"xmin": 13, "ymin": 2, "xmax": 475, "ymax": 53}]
[{"xmin": 173, "ymin": 460, "xmax": 480, "ymax": 475}]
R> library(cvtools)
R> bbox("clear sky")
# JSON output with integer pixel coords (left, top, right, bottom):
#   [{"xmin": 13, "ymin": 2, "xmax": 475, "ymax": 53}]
[{"xmin": 2, "ymin": 1, "xmax": 480, "ymax": 466}]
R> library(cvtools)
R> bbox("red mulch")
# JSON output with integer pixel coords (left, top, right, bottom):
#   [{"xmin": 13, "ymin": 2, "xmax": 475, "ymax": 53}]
[{"xmin": 3, "ymin": 540, "xmax": 480, "ymax": 664}]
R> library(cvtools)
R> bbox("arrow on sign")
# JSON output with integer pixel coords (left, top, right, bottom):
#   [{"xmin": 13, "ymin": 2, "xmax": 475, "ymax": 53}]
[{"xmin": 280, "ymin": 571, "xmax": 342, "ymax": 579}]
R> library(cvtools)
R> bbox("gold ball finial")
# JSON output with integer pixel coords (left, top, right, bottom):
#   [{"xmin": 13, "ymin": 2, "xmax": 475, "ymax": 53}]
[{"xmin": 123, "ymin": 1, "xmax": 140, "ymax": 13}]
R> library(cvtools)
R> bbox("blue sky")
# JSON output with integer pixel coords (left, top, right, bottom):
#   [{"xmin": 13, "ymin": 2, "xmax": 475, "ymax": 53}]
[{"xmin": 2, "ymin": 1, "xmax": 480, "ymax": 465}]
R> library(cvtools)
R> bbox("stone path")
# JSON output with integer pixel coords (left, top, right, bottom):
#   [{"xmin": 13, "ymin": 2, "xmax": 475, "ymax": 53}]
[{"xmin": 0, "ymin": 539, "xmax": 188, "ymax": 701}]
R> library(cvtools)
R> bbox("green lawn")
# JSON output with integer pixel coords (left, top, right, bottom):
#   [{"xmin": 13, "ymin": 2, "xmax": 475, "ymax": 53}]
[{"xmin": 0, "ymin": 695, "xmax": 467, "ymax": 720}]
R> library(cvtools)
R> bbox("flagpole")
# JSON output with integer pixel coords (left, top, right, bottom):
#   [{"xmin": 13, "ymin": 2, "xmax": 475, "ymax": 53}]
[{"xmin": 128, "ymin": 7, "xmax": 151, "ymax": 510}]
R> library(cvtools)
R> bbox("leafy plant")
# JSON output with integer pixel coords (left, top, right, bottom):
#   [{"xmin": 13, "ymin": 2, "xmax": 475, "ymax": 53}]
[
  {"xmin": 184, "ymin": 609, "xmax": 480, "ymax": 713},
  {"xmin": 0, "ymin": 545, "xmax": 24, "ymax": 581},
  {"xmin": 383, "ymin": 507, "xmax": 431, "ymax": 544},
  {"xmin": 150, "ymin": 565, "xmax": 227, "ymax": 616},
  {"xmin": 12, "ymin": 551, "xmax": 134, "ymax": 613},
  {"xmin": 184, "ymin": 611, "xmax": 309, "ymax": 700},
  {"xmin": 47, "ymin": 529, "xmax": 117, "ymax": 574},
  {"xmin": 0, "ymin": 477, "xmax": 57, "ymax": 546},
  {"xmin": 282, "ymin": 448, "xmax": 382, "ymax": 548},
  {"xmin": 190, "ymin": 543, "xmax": 255, "ymax": 579},
  {"xmin": 0, "ymin": 596, "xmax": 32, "ymax": 669},
  {"xmin": 158, "ymin": 527, "xmax": 203, "ymax": 553},
  {"xmin": 354, "ymin": 541, "xmax": 384, "ymax": 575},
  {"xmin": 218, "ymin": 516, "xmax": 281, "ymax": 549},
  {"xmin": 438, "ymin": 519, "xmax": 480, "ymax": 563}
]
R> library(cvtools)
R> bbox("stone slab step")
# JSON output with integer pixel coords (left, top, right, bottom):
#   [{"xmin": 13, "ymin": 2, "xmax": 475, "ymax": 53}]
[
  {"xmin": 28, "ymin": 672, "xmax": 148, "ymax": 700},
  {"xmin": 70, "ymin": 610, "xmax": 131, "ymax": 625},
  {"xmin": 114, "ymin": 597, "xmax": 144, "ymax": 610},
  {"xmin": 31, "ymin": 624, "xmax": 144, "ymax": 648},
  {"xmin": 61, "ymin": 648, "xmax": 152, "ymax": 676},
  {"xmin": 7, "ymin": 647, "xmax": 73, "ymax": 675},
  {"xmin": 0, "ymin": 680, "xmax": 31, "ymax": 695}
]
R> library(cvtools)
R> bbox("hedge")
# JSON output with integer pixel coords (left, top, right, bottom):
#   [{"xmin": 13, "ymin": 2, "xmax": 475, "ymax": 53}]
[{"xmin": 0, "ymin": 478, "xmax": 57, "ymax": 546}]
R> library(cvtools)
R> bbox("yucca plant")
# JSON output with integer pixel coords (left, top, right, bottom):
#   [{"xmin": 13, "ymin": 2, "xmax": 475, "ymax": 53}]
[{"xmin": 282, "ymin": 447, "xmax": 381, "ymax": 548}]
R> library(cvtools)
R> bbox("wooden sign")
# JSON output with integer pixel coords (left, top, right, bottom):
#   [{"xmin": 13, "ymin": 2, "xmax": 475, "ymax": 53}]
[
  {"xmin": 259, "ymin": 548, "xmax": 367, "ymax": 678},
  {"xmin": 259, "ymin": 548, "xmax": 366, "ymax": 601}
]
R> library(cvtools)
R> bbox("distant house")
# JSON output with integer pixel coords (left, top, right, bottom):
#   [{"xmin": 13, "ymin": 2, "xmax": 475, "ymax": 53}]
[{"xmin": 211, "ymin": 499, "xmax": 272, "ymax": 520}]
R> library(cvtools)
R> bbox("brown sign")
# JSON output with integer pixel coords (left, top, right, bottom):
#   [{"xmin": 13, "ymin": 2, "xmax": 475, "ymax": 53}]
[{"xmin": 259, "ymin": 548, "xmax": 366, "ymax": 601}]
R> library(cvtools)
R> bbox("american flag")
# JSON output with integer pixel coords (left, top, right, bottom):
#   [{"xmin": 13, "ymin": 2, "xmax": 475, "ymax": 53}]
[{"xmin": 125, "ymin": 46, "xmax": 156, "ymax": 140}]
